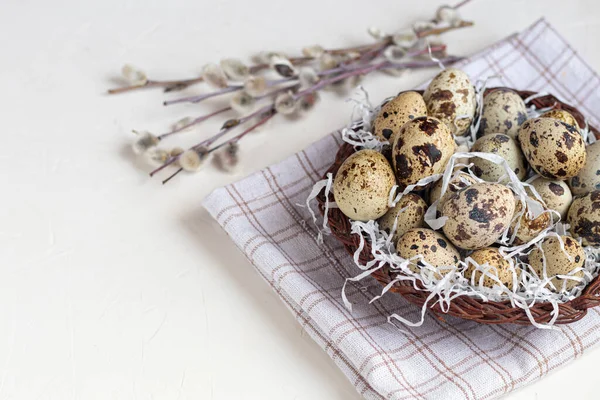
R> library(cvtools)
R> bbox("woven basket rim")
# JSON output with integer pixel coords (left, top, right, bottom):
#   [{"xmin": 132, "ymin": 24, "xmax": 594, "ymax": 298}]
[{"xmin": 317, "ymin": 87, "xmax": 600, "ymax": 325}]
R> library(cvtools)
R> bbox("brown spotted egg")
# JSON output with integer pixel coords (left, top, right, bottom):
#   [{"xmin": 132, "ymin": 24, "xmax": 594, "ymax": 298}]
[
  {"xmin": 529, "ymin": 235, "xmax": 586, "ymax": 292},
  {"xmin": 378, "ymin": 193, "xmax": 427, "ymax": 245},
  {"xmin": 567, "ymin": 190, "xmax": 600, "ymax": 246},
  {"xmin": 372, "ymin": 91, "xmax": 427, "ymax": 142},
  {"xmin": 569, "ymin": 141, "xmax": 600, "ymax": 196},
  {"xmin": 333, "ymin": 149, "xmax": 396, "ymax": 221},
  {"xmin": 528, "ymin": 177, "xmax": 572, "ymax": 220},
  {"xmin": 423, "ymin": 68, "xmax": 476, "ymax": 136},
  {"xmin": 471, "ymin": 133, "xmax": 526, "ymax": 182},
  {"xmin": 508, "ymin": 200, "xmax": 551, "ymax": 245},
  {"xmin": 396, "ymin": 228, "xmax": 460, "ymax": 276},
  {"xmin": 518, "ymin": 117, "xmax": 586, "ymax": 180},
  {"xmin": 479, "ymin": 88, "xmax": 528, "ymax": 138},
  {"xmin": 541, "ymin": 109, "xmax": 580, "ymax": 130},
  {"xmin": 392, "ymin": 116, "xmax": 456, "ymax": 188},
  {"xmin": 442, "ymin": 183, "xmax": 516, "ymax": 250},
  {"xmin": 465, "ymin": 247, "xmax": 516, "ymax": 288},
  {"xmin": 428, "ymin": 172, "xmax": 478, "ymax": 207}
]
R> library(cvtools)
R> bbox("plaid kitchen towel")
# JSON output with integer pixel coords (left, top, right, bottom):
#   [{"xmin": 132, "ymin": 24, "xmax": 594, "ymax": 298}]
[{"xmin": 202, "ymin": 19, "xmax": 600, "ymax": 400}]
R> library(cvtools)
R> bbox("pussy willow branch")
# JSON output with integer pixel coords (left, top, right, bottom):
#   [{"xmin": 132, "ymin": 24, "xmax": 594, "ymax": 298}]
[
  {"xmin": 161, "ymin": 168, "xmax": 184, "ymax": 185},
  {"xmin": 292, "ymin": 56, "xmax": 462, "ymax": 99},
  {"xmin": 150, "ymin": 54, "xmax": 461, "ymax": 179},
  {"xmin": 156, "ymin": 45, "xmax": 447, "ymax": 141},
  {"xmin": 162, "ymin": 44, "xmax": 448, "ymax": 107},
  {"xmin": 161, "ymin": 111, "xmax": 277, "ymax": 184},
  {"xmin": 108, "ymin": 0, "xmax": 471, "ymax": 97},
  {"xmin": 107, "ymin": 48, "xmax": 361, "ymax": 95},
  {"xmin": 452, "ymin": 0, "xmax": 473, "ymax": 9},
  {"xmin": 157, "ymin": 106, "xmax": 231, "ymax": 139},
  {"xmin": 107, "ymin": 76, "xmax": 205, "ymax": 95},
  {"xmin": 416, "ymin": 20, "xmax": 473, "ymax": 38},
  {"xmin": 211, "ymin": 111, "xmax": 276, "ymax": 152},
  {"xmin": 157, "ymin": 83, "xmax": 300, "ymax": 139},
  {"xmin": 107, "ymin": 57, "xmax": 312, "ymax": 95},
  {"xmin": 163, "ymin": 76, "xmax": 294, "ymax": 106},
  {"xmin": 163, "ymin": 85, "xmax": 242, "ymax": 106},
  {"xmin": 196, "ymin": 104, "xmax": 274, "ymax": 149},
  {"xmin": 149, "ymin": 103, "xmax": 274, "ymax": 177}
]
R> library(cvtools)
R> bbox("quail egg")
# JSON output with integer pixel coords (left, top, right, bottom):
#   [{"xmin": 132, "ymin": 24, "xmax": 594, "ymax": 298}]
[
  {"xmin": 372, "ymin": 91, "xmax": 427, "ymax": 142},
  {"xmin": 465, "ymin": 247, "xmax": 516, "ymax": 288},
  {"xmin": 529, "ymin": 235, "xmax": 586, "ymax": 292},
  {"xmin": 442, "ymin": 182, "xmax": 516, "ymax": 250},
  {"xmin": 479, "ymin": 88, "xmax": 528, "ymax": 138},
  {"xmin": 333, "ymin": 149, "xmax": 396, "ymax": 221},
  {"xmin": 541, "ymin": 109, "xmax": 580, "ymax": 130},
  {"xmin": 423, "ymin": 68, "xmax": 476, "ymax": 136},
  {"xmin": 528, "ymin": 177, "xmax": 572, "ymax": 220},
  {"xmin": 392, "ymin": 116, "xmax": 456, "ymax": 188},
  {"xmin": 508, "ymin": 200, "xmax": 551, "ymax": 245},
  {"xmin": 518, "ymin": 117, "xmax": 586, "ymax": 180},
  {"xmin": 378, "ymin": 193, "xmax": 427, "ymax": 245},
  {"xmin": 569, "ymin": 141, "xmax": 600, "ymax": 196},
  {"xmin": 396, "ymin": 228, "xmax": 460, "ymax": 276},
  {"xmin": 567, "ymin": 190, "xmax": 600, "ymax": 246},
  {"xmin": 471, "ymin": 133, "xmax": 527, "ymax": 182}
]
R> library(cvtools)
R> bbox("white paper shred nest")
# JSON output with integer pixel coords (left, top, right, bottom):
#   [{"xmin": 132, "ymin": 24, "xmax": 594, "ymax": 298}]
[{"xmin": 306, "ymin": 82, "xmax": 600, "ymax": 329}]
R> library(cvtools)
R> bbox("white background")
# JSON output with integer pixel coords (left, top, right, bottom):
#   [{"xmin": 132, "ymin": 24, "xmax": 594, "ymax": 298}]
[{"xmin": 1, "ymin": 0, "xmax": 599, "ymax": 399}]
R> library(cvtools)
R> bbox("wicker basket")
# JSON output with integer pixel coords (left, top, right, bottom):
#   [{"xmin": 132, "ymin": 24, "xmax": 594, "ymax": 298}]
[{"xmin": 317, "ymin": 88, "xmax": 600, "ymax": 325}]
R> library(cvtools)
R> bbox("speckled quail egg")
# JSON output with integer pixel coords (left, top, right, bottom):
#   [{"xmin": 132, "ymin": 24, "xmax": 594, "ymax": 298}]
[
  {"xmin": 471, "ymin": 134, "xmax": 526, "ymax": 182},
  {"xmin": 518, "ymin": 117, "xmax": 586, "ymax": 180},
  {"xmin": 396, "ymin": 228, "xmax": 460, "ymax": 276},
  {"xmin": 333, "ymin": 149, "xmax": 396, "ymax": 221},
  {"xmin": 528, "ymin": 177, "xmax": 572, "ymax": 220},
  {"xmin": 567, "ymin": 190, "xmax": 600, "ymax": 246},
  {"xmin": 508, "ymin": 200, "xmax": 551, "ymax": 245},
  {"xmin": 423, "ymin": 68, "xmax": 476, "ymax": 136},
  {"xmin": 392, "ymin": 116, "xmax": 456, "ymax": 188},
  {"xmin": 465, "ymin": 247, "xmax": 516, "ymax": 288},
  {"xmin": 479, "ymin": 88, "xmax": 528, "ymax": 138},
  {"xmin": 569, "ymin": 141, "xmax": 600, "ymax": 196},
  {"xmin": 529, "ymin": 235, "xmax": 586, "ymax": 292},
  {"xmin": 541, "ymin": 109, "xmax": 580, "ymax": 130},
  {"xmin": 428, "ymin": 172, "xmax": 479, "ymax": 207},
  {"xmin": 372, "ymin": 91, "xmax": 428, "ymax": 142},
  {"xmin": 378, "ymin": 193, "xmax": 427, "ymax": 245},
  {"xmin": 442, "ymin": 183, "xmax": 516, "ymax": 250}
]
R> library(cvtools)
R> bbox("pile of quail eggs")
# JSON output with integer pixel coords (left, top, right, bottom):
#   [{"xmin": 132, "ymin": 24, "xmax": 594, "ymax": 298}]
[{"xmin": 331, "ymin": 68, "xmax": 600, "ymax": 299}]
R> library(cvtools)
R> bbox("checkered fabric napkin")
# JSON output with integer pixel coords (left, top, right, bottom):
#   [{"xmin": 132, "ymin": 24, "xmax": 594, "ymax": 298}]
[{"xmin": 203, "ymin": 19, "xmax": 600, "ymax": 400}]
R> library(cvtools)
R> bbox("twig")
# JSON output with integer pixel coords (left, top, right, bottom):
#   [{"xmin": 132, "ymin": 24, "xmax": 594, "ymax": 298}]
[
  {"xmin": 452, "ymin": 0, "xmax": 473, "ymax": 9},
  {"xmin": 158, "ymin": 83, "xmax": 300, "ymax": 139},
  {"xmin": 163, "ymin": 76, "xmax": 294, "ymax": 106},
  {"xmin": 209, "ymin": 112, "xmax": 276, "ymax": 153},
  {"xmin": 149, "ymin": 103, "xmax": 274, "ymax": 177},
  {"xmin": 154, "ymin": 55, "xmax": 460, "ymax": 175},
  {"xmin": 163, "ymin": 43, "xmax": 448, "ymax": 108},
  {"xmin": 107, "ymin": 46, "xmax": 375, "ymax": 96},
  {"xmin": 158, "ymin": 107, "xmax": 232, "ymax": 139},
  {"xmin": 163, "ymin": 85, "xmax": 242, "ymax": 106},
  {"xmin": 326, "ymin": 40, "xmax": 390, "ymax": 56},
  {"xmin": 293, "ymin": 56, "xmax": 462, "ymax": 100},
  {"xmin": 107, "ymin": 77, "xmax": 205, "ymax": 95},
  {"xmin": 162, "ymin": 168, "xmax": 183, "ymax": 185},
  {"xmin": 417, "ymin": 21, "xmax": 474, "ymax": 38}
]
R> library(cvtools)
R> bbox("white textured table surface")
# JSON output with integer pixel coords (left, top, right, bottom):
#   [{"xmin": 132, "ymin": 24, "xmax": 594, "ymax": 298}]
[{"xmin": 1, "ymin": 1, "xmax": 599, "ymax": 399}]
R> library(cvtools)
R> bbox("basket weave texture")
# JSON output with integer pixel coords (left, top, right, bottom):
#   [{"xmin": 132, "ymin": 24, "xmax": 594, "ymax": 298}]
[{"xmin": 317, "ymin": 88, "xmax": 600, "ymax": 325}]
